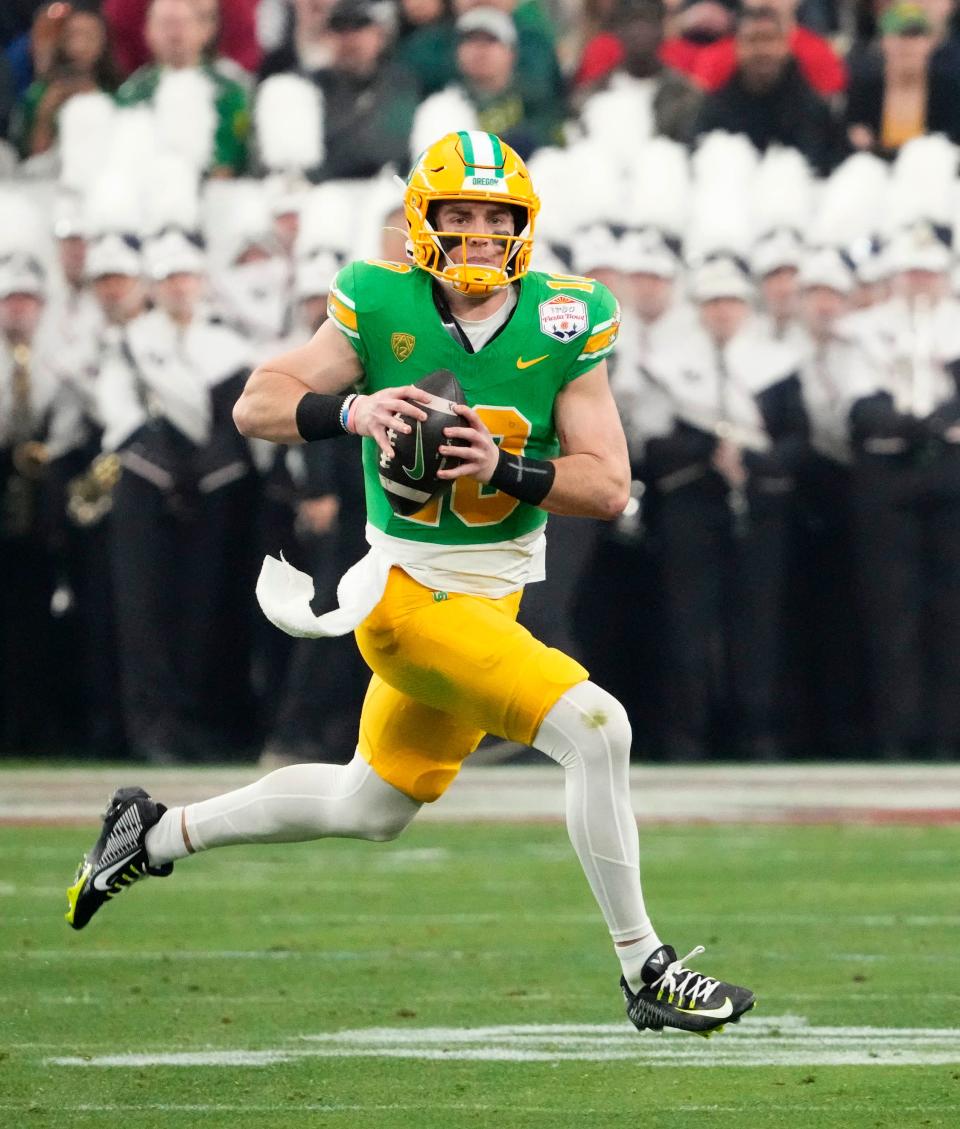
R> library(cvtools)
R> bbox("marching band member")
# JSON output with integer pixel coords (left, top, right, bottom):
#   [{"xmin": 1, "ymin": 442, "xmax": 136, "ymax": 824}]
[
  {"xmin": 847, "ymin": 137, "xmax": 960, "ymax": 760},
  {"xmin": 641, "ymin": 133, "xmax": 808, "ymax": 761}
]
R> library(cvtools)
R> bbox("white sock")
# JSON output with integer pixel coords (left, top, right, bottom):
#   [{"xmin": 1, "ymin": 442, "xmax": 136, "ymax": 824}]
[
  {"xmin": 616, "ymin": 935, "xmax": 665, "ymax": 992},
  {"xmin": 144, "ymin": 804, "xmax": 191, "ymax": 865},
  {"xmin": 144, "ymin": 754, "xmax": 421, "ymax": 866},
  {"xmin": 532, "ymin": 681, "xmax": 661, "ymax": 983}
]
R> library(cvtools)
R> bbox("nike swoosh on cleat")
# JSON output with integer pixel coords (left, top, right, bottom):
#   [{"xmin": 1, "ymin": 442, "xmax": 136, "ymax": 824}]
[
  {"xmin": 93, "ymin": 853, "xmax": 142, "ymax": 892},
  {"xmin": 516, "ymin": 355, "xmax": 548, "ymax": 369},
  {"xmin": 681, "ymin": 997, "xmax": 734, "ymax": 1021}
]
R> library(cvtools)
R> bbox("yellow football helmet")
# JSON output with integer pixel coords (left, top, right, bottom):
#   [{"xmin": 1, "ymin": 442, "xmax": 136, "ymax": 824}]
[{"xmin": 404, "ymin": 131, "xmax": 540, "ymax": 296}]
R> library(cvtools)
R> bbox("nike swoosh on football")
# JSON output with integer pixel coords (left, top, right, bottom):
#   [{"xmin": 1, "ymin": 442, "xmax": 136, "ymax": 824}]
[
  {"xmin": 402, "ymin": 421, "xmax": 426, "ymax": 480},
  {"xmin": 93, "ymin": 853, "xmax": 141, "ymax": 892},
  {"xmin": 679, "ymin": 997, "xmax": 733, "ymax": 1020},
  {"xmin": 516, "ymin": 355, "xmax": 548, "ymax": 369}
]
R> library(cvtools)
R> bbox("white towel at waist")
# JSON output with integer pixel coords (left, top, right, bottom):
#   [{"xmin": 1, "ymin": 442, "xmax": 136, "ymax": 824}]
[{"xmin": 255, "ymin": 524, "xmax": 547, "ymax": 638}]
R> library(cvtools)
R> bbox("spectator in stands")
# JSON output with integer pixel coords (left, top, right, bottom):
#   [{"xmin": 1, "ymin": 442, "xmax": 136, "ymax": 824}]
[
  {"xmin": 642, "ymin": 250, "xmax": 808, "ymax": 762},
  {"xmin": 451, "ymin": 6, "xmax": 561, "ymax": 153},
  {"xmin": 411, "ymin": 7, "xmax": 561, "ymax": 159},
  {"xmin": 390, "ymin": 0, "xmax": 564, "ymax": 116},
  {"xmin": 454, "ymin": 0, "xmax": 565, "ymax": 106},
  {"xmin": 116, "ymin": 0, "xmax": 250, "ymax": 176},
  {"xmin": 5, "ymin": 2, "xmax": 76, "ymax": 100},
  {"xmin": 103, "ymin": 0, "xmax": 261, "ymax": 77},
  {"xmin": 788, "ymin": 249, "xmax": 868, "ymax": 757},
  {"xmin": 12, "ymin": 8, "xmax": 117, "ymax": 157},
  {"xmin": 849, "ymin": 0, "xmax": 960, "ymax": 76},
  {"xmin": 578, "ymin": 0, "xmax": 702, "ymax": 142},
  {"xmin": 573, "ymin": 0, "xmax": 628, "ymax": 90},
  {"xmin": 312, "ymin": 0, "xmax": 420, "ymax": 180},
  {"xmin": 395, "ymin": 0, "xmax": 455, "ymax": 97},
  {"xmin": 685, "ymin": 0, "xmax": 846, "ymax": 96},
  {"xmin": 660, "ymin": 0, "xmax": 739, "ymax": 82},
  {"xmin": 847, "ymin": 220, "xmax": 960, "ymax": 759},
  {"xmin": 0, "ymin": 254, "xmax": 61, "ymax": 755},
  {"xmin": 259, "ymin": 0, "xmax": 337, "ymax": 81},
  {"xmin": 846, "ymin": 3, "xmax": 960, "ymax": 155},
  {"xmin": 98, "ymin": 227, "xmax": 257, "ymax": 763},
  {"xmin": 576, "ymin": 0, "xmax": 736, "ymax": 92},
  {"xmin": 693, "ymin": 6, "xmax": 841, "ymax": 174}
]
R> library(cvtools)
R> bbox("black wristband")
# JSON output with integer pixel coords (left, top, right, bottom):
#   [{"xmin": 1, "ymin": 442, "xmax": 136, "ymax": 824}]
[
  {"xmin": 488, "ymin": 448, "xmax": 556, "ymax": 506},
  {"xmin": 295, "ymin": 392, "xmax": 349, "ymax": 441}
]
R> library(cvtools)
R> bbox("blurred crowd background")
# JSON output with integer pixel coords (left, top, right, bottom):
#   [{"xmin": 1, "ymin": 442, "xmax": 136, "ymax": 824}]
[{"xmin": 4, "ymin": 0, "xmax": 960, "ymax": 767}]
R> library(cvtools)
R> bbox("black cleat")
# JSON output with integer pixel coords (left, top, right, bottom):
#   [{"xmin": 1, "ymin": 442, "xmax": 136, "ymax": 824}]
[
  {"xmin": 621, "ymin": 944, "xmax": 756, "ymax": 1037},
  {"xmin": 65, "ymin": 787, "xmax": 173, "ymax": 930}
]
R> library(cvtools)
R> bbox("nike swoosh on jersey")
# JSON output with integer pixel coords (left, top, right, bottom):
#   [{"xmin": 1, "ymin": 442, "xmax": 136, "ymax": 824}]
[
  {"xmin": 516, "ymin": 355, "xmax": 549, "ymax": 369},
  {"xmin": 680, "ymin": 997, "xmax": 733, "ymax": 1020},
  {"xmin": 93, "ymin": 853, "xmax": 141, "ymax": 892},
  {"xmin": 403, "ymin": 421, "xmax": 426, "ymax": 480}
]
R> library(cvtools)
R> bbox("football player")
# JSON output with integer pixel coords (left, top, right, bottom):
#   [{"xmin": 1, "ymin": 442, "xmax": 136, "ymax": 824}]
[{"xmin": 65, "ymin": 131, "xmax": 755, "ymax": 1037}]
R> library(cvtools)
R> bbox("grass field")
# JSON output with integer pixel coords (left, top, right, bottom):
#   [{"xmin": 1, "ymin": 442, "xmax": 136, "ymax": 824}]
[{"xmin": 3, "ymin": 819, "xmax": 960, "ymax": 1128}]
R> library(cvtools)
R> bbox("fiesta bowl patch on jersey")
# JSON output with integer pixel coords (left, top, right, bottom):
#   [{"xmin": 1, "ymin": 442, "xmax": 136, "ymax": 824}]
[
  {"xmin": 378, "ymin": 369, "xmax": 467, "ymax": 517},
  {"xmin": 538, "ymin": 294, "xmax": 588, "ymax": 342}
]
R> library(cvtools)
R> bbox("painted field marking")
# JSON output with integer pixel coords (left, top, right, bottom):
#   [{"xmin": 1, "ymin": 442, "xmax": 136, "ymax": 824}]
[
  {"xmin": 1, "ymin": 948, "xmax": 499, "ymax": 963},
  {"xmin": 46, "ymin": 1015, "xmax": 960, "ymax": 1068}
]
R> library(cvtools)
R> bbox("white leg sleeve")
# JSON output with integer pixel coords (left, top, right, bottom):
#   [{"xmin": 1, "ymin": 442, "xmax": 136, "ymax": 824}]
[
  {"xmin": 145, "ymin": 754, "xmax": 421, "ymax": 865},
  {"xmin": 532, "ymin": 681, "xmax": 656, "ymax": 943}
]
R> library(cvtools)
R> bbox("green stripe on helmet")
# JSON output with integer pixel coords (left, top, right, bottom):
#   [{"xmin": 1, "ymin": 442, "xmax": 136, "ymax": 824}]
[
  {"xmin": 458, "ymin": 131, "xmax": 477, "ymax": 176},
  {"xmin": 489, "ymin": 134, "xmax": 505, "ymax": 174}
]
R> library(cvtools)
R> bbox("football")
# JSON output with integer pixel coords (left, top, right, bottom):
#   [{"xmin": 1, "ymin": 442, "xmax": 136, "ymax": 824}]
[{"xmin": 377, "ymin": 369, "xmax": 467, "ymax": 517}]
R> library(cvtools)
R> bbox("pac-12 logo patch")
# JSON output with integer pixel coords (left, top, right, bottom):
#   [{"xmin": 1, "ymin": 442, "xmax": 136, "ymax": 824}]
[
  {"xmin": 538, "ymin": 294, "xmax": 588, "ymax": 342},
  {"xmin": 391, "ymin": 332, "xmax": 415, "ymax": 362}
]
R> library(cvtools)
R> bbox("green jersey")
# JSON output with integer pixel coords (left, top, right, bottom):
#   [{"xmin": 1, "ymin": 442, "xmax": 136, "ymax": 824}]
[
  {"xmin": 115, "ymin": 64, "xmax": 249, "ymax": 174},
  {"xmin": 328, "ymin": 260, "xmax": 620, "ymax": 547}
]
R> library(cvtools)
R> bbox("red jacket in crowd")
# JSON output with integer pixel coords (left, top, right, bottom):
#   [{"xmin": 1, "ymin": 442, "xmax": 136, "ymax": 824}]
[
  {"xmin": 102, "ymin": 0, "xmax": 262, "ymax": 76},
  {"xmin": 688, "ymin": 25, "xmax": 847, "ymax": 94},
  {"xmin": 576, "ymin": 25, "xmax": 847, "ymax": 96}
]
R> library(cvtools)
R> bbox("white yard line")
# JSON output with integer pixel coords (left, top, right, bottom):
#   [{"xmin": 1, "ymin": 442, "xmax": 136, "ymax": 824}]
[
  {"xmin": 44, "ymin": 1016, "xmax": 960, "ymax": 1069},
  {"xmin": 2, "ymin": 949, "xmax": 385, "ymax": 961},
  {"xmin": 0, "ymin": 1104, "xmax": 561, "ymax": 1115},
  {"xmin": 8, "ymin": 947, "xmax": 960, "ymax": 964},
  {"xmin": 1, "ymin": 990, "xmax": 942, "ymax": 1010}
]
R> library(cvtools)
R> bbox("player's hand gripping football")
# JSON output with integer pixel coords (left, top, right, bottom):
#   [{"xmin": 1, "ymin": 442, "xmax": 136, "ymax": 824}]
[
  {"xmin": 438, "ymin": 404, "xmax": 500, "ymax": 484},
  {"xmin": 349, "ymin": 386, "xmax": 433, "ymax": 459}
]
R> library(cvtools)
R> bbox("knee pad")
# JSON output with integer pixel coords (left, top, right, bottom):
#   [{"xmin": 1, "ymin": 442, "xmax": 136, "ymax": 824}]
[{"xmin": 535, "ymin": 680, "xmax": 632, "ymax": 771}]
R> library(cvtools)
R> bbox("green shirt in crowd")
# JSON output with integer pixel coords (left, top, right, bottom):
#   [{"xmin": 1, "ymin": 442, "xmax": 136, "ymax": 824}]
[{"xmin": 115, "ymin": 63, "xmax": 249, "ymax": 175}]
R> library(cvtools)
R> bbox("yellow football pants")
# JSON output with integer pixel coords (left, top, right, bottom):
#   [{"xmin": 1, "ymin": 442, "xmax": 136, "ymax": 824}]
[{"xmin": 354, "ymin": 566, "xmax": 588, "ymax": 803}]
